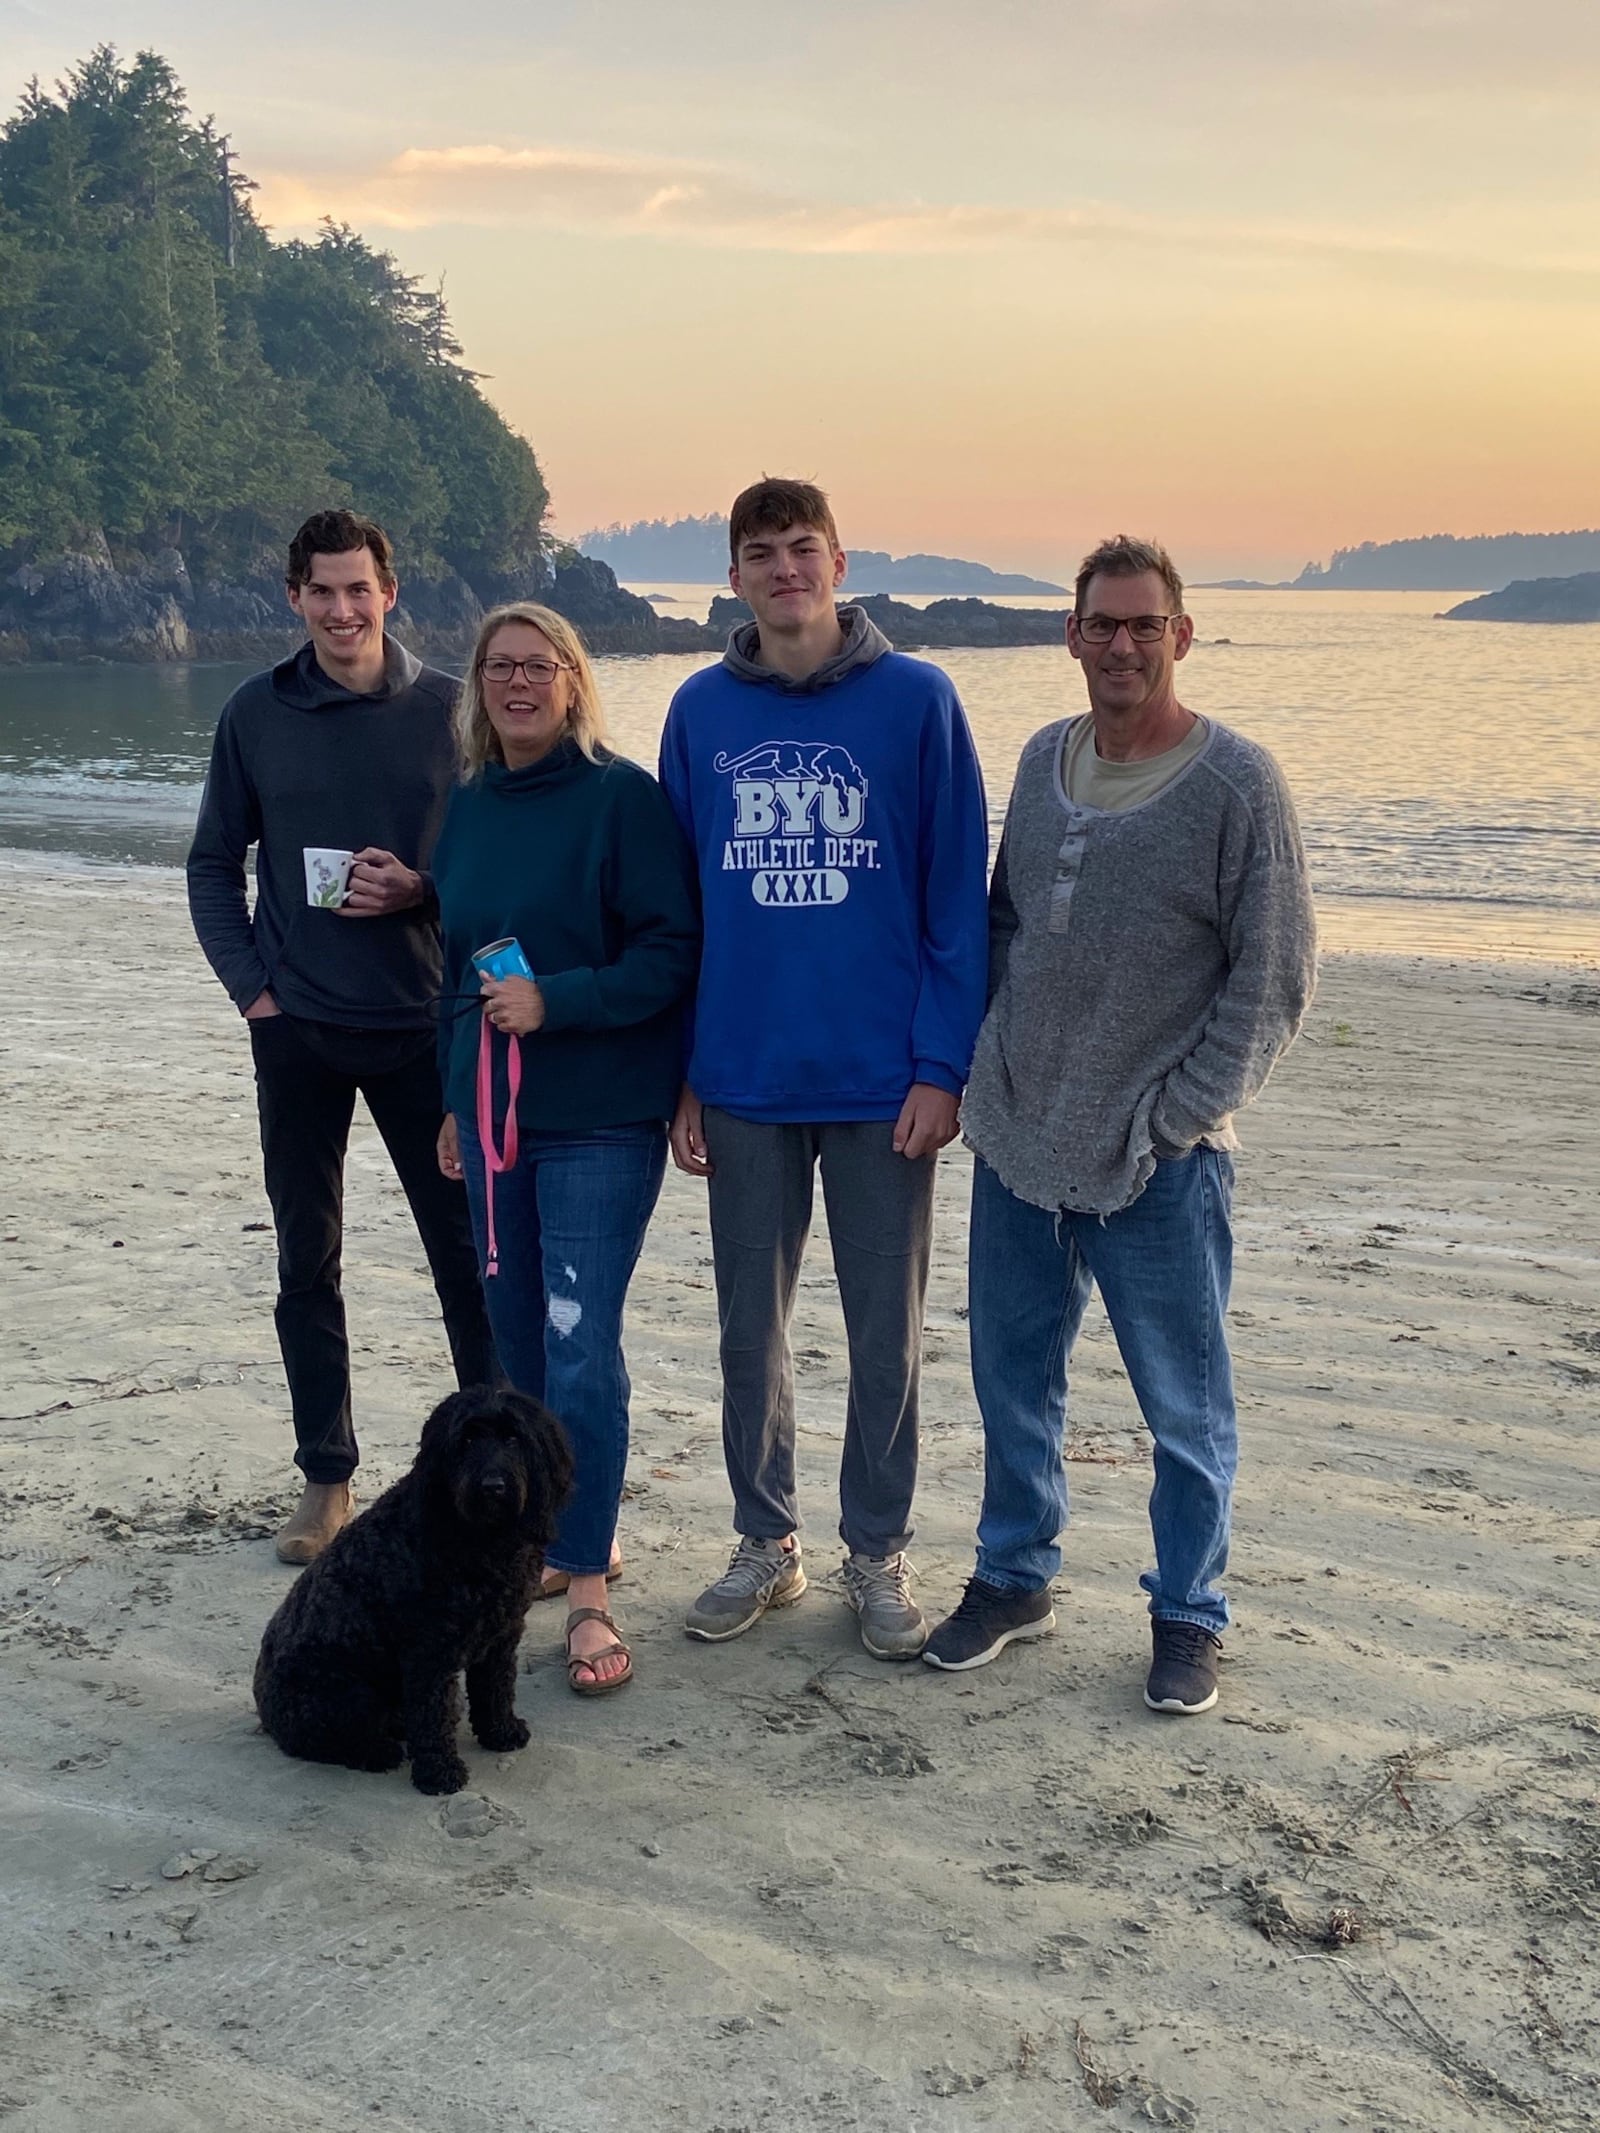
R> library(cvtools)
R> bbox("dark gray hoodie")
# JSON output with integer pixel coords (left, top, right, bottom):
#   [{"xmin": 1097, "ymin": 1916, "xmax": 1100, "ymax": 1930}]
[
  {"xmin": 721, "ymin": 602, "xmax": 892, "ymax": 692},
  {"xmin": 186, "ymin": 638, "xmax": 458, "ymax": 1028}
]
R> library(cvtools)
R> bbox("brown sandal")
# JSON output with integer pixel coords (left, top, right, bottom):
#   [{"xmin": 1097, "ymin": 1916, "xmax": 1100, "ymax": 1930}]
[
  {"xmin": 565, "ymin": 1607, "xmax": 633, "ymax": 1697},
  {"xmin": 535, "ymin": 1561, "xmax": 622, "ymax": 1603}
]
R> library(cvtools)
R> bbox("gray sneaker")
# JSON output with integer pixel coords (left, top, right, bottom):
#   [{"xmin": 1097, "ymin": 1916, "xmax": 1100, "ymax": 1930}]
[
  {"xmin": 842, "ymin": 1552, "xmax": 927, "ymax": 1659},
  {"xmin": 684, "ymin": 1537, "xmax": 807, "ymax": 1642}
]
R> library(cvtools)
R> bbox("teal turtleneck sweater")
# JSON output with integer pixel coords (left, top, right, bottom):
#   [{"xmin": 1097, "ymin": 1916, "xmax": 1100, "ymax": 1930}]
[{"xmin": 432, "ymin": 740, "xmax": 700, "ymax": 1131}]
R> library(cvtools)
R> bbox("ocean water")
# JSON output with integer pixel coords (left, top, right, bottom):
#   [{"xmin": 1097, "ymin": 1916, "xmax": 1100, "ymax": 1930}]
[{"xmin": 1, "ymin": 590, "xmax": 1595, "ymax": 963}]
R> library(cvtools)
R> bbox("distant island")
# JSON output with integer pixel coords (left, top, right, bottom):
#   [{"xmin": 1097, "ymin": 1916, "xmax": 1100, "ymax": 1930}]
[
  {"xmin": 1441, "ymin": 573, "xmax": 1600, "ymax": 624},
  {"xmin": 1201, "ymin": 529, "xmax": 1600, "ymax": 595},
  {"xmin": 578, "ymin": 514, "xmax": 1066, "ymax": 596}
]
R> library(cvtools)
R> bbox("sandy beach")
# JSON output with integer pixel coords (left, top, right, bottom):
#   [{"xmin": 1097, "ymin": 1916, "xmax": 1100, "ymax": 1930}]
[{"xmin": 1, "ymin": 857, "xmax": 1597, "ymax": 2133}]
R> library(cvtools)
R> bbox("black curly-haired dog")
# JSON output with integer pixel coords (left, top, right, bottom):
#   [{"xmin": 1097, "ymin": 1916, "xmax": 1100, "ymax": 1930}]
[{"xmin": 253, "ymin": 1387, "xmax": 573, "ymax": 1795}]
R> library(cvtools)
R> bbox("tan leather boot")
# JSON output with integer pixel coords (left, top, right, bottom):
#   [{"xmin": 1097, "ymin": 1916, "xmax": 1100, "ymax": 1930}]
[{"xmin": 275, "ymin": 1480, "xmax": 353, "ymax": 1566}]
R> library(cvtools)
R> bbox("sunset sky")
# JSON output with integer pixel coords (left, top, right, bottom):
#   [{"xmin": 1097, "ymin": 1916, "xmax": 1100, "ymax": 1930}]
[{"xmin": 7, "ymin": 0, "xmax": 1600, "ymax": 579}]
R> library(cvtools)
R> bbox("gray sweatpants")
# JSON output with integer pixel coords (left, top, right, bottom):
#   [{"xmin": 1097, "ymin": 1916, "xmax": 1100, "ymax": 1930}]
[{"xmin": 703, "ymin": 1107, "xmax": 937, "ymax": 1558}]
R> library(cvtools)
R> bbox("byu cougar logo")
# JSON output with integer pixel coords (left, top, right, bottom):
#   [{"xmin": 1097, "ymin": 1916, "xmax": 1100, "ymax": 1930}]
[
  {"xmin": 717, "ymin": 740, "xmax": 879, "ymax": 906},
  {"xmin": 717, "ymin": 741, "xmax": 868, "ymax": 838}
]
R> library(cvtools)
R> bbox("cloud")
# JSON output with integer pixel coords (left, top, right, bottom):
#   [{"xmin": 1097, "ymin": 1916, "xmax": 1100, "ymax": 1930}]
[{"xmin": 251, "ymin": 142, "xmax": 1600, "ymax": 298}]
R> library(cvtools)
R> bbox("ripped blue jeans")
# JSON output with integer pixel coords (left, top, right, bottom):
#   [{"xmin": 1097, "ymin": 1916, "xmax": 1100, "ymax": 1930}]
[{"xmin": 455, "ymin": 1116, "xmax": 666, "ymax": 1575}]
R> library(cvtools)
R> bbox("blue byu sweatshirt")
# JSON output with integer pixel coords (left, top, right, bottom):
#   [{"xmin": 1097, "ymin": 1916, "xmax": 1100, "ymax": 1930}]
[{"xmin": 659, "ymin": 605, "xmax": 989, "ymax": 1122}]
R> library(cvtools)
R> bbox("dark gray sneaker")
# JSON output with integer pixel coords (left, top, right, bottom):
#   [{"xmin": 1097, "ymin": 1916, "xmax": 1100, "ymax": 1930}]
[
  {"xmin": 921, "ymin": 1577, "xmax": 1056, "ymax": 1671},
  {"xmin": 841, "ymin": 1552, "xmax": 927, "ymax": 1659},
  {"xmin": 684, "ymin": 1537, "xmax": 806, "ymax": 1642},
  {"xmin": 1144, "ymin": 1618, "xmax": 1221, "ymax": 1713}
]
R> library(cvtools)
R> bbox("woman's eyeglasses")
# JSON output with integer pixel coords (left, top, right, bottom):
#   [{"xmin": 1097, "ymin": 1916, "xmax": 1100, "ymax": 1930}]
[{"xmin": 479, "ymin": 655, "xmax": 571, "ymax": 686}]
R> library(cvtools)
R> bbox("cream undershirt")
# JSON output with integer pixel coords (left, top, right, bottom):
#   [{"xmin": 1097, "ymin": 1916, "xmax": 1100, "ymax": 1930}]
[{"xmin": 1063, "ymin": 713, "xmax": 1211, "ymax": 812}]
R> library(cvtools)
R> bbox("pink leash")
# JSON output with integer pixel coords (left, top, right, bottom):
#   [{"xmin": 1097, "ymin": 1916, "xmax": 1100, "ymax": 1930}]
[{"xmin": 475, "ymin": 1015, "xmax": 522, "ymax": 1278}]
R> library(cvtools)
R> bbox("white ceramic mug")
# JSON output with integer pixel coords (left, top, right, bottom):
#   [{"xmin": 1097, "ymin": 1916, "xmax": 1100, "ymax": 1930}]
[{"xmin": 303, "ymin": 847, "xmax": 355, "ymax": 909}]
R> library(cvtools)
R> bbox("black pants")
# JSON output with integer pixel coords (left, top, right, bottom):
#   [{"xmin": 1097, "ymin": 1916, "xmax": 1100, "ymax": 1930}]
[{"xmin": 249, "ymin": 1015, "xmax": 499, "ymax": 1483}]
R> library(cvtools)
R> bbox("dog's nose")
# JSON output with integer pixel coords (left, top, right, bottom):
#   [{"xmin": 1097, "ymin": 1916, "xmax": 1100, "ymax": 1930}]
[{"xmin": 479, "ymin": 1471, "xmax": 510, "ymax": 1498}]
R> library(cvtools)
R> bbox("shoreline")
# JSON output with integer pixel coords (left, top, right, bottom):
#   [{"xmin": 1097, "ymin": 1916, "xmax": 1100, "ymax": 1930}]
[
  {"xmin": 3, "ymin": 844, "xmax": 1594, "ymax": 976},
  {"xmin": 2, "ymin": 865, "xmax": 1598, "ymax": 2130}
]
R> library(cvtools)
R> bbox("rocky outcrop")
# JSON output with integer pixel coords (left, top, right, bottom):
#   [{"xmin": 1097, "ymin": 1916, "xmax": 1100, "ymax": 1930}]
[
  {"xmin": 1442, "ymin": 573, "xmax": 1600, "ymax": 624},
  {"xmin": 0, "ymin": 542, "xmax": 1070, "ymax": 664},
  {"xmin": 705, "ymin": 591, "xmax": 1066, "ymax": 649},
  {"xmin": 0, "ymin": 541, "xmax": 296, "ymax": 663},
  {"xmin": 0, "ymin": 542, "xmax": 668, "ymax": 663},
  {"xmin": 2, "ymin": 541, "xmax": 198, "ymax": 662},
  {"xmin": 538, "ymin": 554, "xmax": 707, "ymax": 653}
]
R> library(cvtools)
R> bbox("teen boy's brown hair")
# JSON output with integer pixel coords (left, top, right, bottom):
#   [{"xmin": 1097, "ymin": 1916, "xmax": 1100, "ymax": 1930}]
[{"xmin": 727, "ymin": 477, "xmax": 840, "ymax": 565}]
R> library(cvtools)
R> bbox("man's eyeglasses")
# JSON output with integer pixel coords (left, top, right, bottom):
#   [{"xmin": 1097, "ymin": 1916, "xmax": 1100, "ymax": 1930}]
[
  {"xmin": 1075, "ymin": 613, "xmax": 1184, "ymax": 645},
  {"xmin": 479, "ymin": 655, "xmax": 571, "ymax": 686}
]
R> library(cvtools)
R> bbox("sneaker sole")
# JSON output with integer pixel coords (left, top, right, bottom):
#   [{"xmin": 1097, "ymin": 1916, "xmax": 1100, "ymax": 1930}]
[
  {"xmin": 1143, "ymin": 1683, "xmax": 1219, "ymax": 1714},
  {"xmin": 920, "ymin": 1611, "xmax": 1056, "ymax": 1672},
  {"xmin": 683, "ymin": 1569, "xmax": 808, "ymax": 1643}
]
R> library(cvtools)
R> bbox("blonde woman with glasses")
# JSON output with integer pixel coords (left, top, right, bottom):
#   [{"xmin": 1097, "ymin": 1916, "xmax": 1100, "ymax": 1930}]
[{"xmin": 432, "ymin": 603, "xmax": 700, "ymax": 1693}]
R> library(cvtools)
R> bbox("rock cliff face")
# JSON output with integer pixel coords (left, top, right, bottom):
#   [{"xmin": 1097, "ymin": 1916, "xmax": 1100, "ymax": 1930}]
[
  {"xmin": 533, "ymin": 554, "xmax": 708, "ymax": 653},
  {"xmin": 0, "ymin": 544, "xmax": 1067, "ymax": 663},
  {"xmin": 0, "ymin": 542, "xmax": 660, "ymax": 663},
  {"xmin": 1442, "ymin": 573, "xmax": 1600, "ymax": 624}
]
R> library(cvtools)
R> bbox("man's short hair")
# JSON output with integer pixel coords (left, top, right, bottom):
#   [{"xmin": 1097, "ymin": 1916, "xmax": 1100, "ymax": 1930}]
[
  {"xmin": 728, "ymin": 477, "xmax": 839, "ymax": 565},
  {"xmin": 286, "ymin": 509, "xmax": 397, "ymax": 591},
  {"xmin": 1073, "ymin": 534, "xmax": 1184, "ymax": 619}
]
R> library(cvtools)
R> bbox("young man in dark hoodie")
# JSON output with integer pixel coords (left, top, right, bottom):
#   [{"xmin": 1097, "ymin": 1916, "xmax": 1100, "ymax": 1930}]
[
  {"xmin": 660, "ymin": 478, "xmax": 989, "ymax": 1657},
  {"xmin": 187, "ymin": 509, "xmax": 498, "ymax": 1564}
]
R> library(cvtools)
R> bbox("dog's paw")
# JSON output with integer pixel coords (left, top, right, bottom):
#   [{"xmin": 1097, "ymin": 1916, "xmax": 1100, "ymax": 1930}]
[
  {"xmin": 474, "ymin": 1715, "xmax": 531, "ymax": 1753},
  {"xmin": 410, "ymin": 1755, "xmax": 470, "ymax": 1796}
]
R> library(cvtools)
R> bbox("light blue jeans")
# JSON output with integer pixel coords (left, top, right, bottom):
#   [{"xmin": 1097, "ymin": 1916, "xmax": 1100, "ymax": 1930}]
[
  {"xmin": 967, "ymin": 1149, "xmax": 1237, "ymax": 1634},
  {"xmin": 456, "ymin": 1116, "xmax": 666, "ymax": 1576}
]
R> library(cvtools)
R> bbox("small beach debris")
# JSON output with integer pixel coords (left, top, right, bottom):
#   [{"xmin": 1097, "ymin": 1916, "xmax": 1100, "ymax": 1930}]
[
  {"xmin": 924, "ymin": 2063, "xmax": 986, "ymax": 2097},
  {"xmin": 1242, "ymin": 1877, "xmax": 1364, "ymax": 1948},
  {"xmin": 202, "ymin": 1855, "xmax": 259, "ymax": 1884},
  {"xmin": 160, "ymin": 1848, "xmax": 219, "ymax": 1880}
]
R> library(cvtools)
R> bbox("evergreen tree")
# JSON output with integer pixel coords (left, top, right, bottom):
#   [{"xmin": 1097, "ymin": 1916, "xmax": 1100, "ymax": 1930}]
[{"xmin": 0, "ymin": 47, "xmax": 549, "ymax": 582}]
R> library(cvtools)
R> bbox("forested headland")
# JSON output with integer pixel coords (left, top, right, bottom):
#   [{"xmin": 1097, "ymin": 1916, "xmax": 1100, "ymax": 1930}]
[
  {"xmin": 0, "ymin": 49, "xmax": 1069, "ymax": 662},
  {"xmin": 0, "ymin": 47, "xmax": 550, "ymax": 582},
  {"xmin": 0, "ymin": 48, "xmax": 696, "ymax": 659}
]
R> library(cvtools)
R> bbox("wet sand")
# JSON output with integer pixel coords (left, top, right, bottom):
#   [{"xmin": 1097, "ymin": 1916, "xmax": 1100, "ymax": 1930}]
[{"xmin": 2, "ymin": 861, "xmax": 1597, "ymax": 2131}]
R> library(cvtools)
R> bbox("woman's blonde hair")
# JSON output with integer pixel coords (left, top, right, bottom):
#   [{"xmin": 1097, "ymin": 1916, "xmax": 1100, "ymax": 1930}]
[{"xmin": 453, "ymin": 602, "xmax": 611, "ymax": 777}]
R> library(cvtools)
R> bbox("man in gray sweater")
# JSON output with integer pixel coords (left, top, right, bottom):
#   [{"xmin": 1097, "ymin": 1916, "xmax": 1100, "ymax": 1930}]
[{"xmin": 923, "ymin": 535, "xmax": 1316, "ymax": 1713}]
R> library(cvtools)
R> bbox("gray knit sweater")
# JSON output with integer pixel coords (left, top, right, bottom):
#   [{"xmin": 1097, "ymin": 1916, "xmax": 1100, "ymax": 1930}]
[{"xmin": 962, "ymin": 716, "xmax": 1317, "ymax": 1214}]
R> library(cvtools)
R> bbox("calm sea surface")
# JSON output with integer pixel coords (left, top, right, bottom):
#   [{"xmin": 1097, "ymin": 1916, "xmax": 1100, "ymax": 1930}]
[{"xmin": 1, "ymin": 589, "xmax": 1595, "ymax": 963}]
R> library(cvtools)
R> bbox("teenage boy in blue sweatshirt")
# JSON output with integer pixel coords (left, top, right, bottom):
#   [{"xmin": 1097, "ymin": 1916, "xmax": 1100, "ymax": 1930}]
[{"xmin": 659, "ymin": 478, "xmax": 989, "ymax": 1658}]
